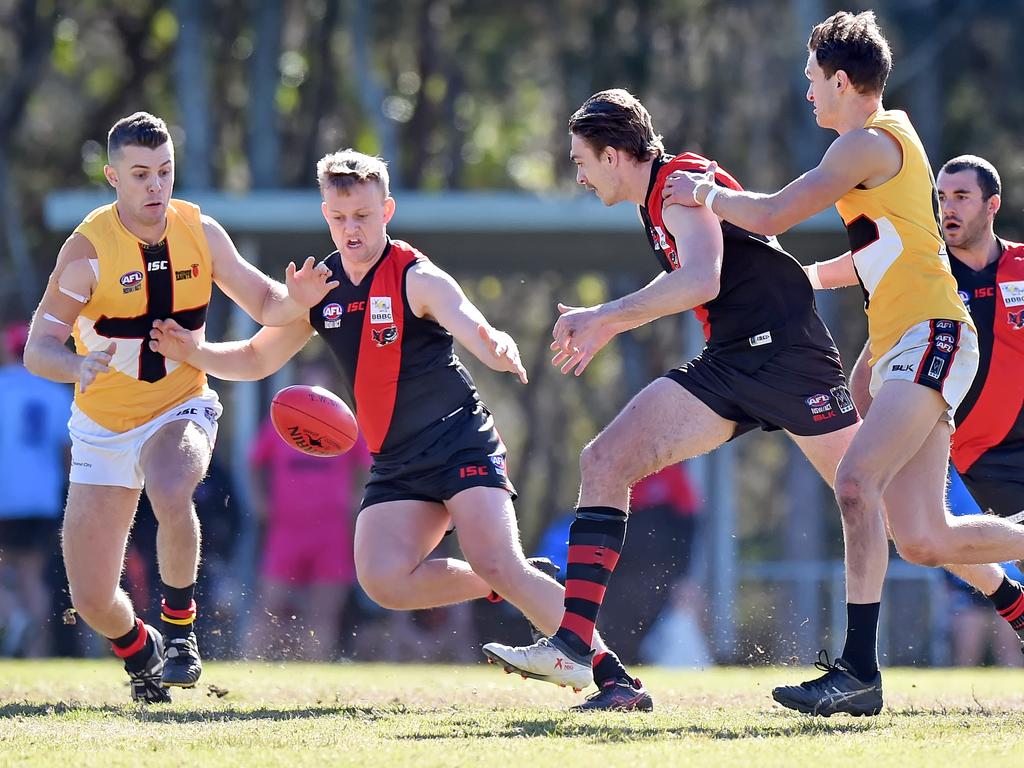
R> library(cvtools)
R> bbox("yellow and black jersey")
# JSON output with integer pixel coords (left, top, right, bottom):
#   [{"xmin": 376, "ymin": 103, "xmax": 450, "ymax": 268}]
[
  {"xmin": 835, "ymin": 109, "xmax": 973, "ymax": 364},
  {"xmin": 72, "ymin": 199, "xmax": 212, "ymax": 432}
]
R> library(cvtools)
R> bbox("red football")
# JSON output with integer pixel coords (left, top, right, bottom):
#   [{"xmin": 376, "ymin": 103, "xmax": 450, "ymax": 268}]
[{"xmin": 270, "ymin": 385, "xmax": 358, "ymax": 457}]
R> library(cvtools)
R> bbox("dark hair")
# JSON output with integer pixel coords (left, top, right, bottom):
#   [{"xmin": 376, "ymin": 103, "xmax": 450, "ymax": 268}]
[
  {"xmin": 316, "ymin": 149, "xmax": 390, "ymax": 196},
  {"xmin": 569, "ymin": 89, "xmax": 664, "ymax": 162},
  {"xmin": 940, "ymin": 155, "xmax": 1002, "ymax": 199},
  {"xmin": 808, "ymin": 11, "xmax": 892, "ymax": 95},
  {"xmin": 107, "ymin": 112, "xmax": 171, "ymax": 158}
]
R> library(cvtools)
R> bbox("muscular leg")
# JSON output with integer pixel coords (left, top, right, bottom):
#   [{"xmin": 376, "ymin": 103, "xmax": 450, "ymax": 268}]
[
  {"xmin": 140, "ymin": 420, "xmax": 211, "ymax": 590},
  {"xmin": 849, "ymin": 345, "xmax": 1013, "ymax": 595},
  {"xmin": 354, "ymin": 500, "xmax": 487, "ymax": 609},
  {"xmin": 61, "ymin": 483, "xmax": 141, "ymax": 639}
]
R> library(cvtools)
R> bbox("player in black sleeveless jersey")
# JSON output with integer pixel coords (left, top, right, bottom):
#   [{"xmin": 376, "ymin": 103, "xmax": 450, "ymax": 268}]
[
  {"xmin": 482, "ymin": 88, "xmax": 873, "ymax": 712},
  {"xmin": 150, "ymin": 149, "xmax": 651, "ymax": 711}
]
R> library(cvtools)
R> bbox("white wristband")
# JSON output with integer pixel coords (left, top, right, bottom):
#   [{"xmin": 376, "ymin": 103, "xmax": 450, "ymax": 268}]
[
  {"xmin": 702, "ymin": 184, "xmax": 720, "ymax": 210},
  {"xmin": 807, "ymin": 262, "xmax": 824, "ymax": 290}
]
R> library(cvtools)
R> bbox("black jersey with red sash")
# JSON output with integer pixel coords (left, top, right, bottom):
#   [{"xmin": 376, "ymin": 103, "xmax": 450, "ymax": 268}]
[
  {"xmin": 950, "ymin": 239, "xmax": 1024, "ymax": 476},
  {"xmin": 309, "ymin": 239, "xmax": 478, "ymax": 456},
  {"xmin": 640, "ymin": 153, "xmax": 829, "ymax": 368}
]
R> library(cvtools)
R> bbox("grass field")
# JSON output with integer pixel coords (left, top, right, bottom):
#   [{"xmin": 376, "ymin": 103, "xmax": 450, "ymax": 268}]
[{"xmin": 1, "ymin": 660, "xmax": 1023, "ymax": 767}]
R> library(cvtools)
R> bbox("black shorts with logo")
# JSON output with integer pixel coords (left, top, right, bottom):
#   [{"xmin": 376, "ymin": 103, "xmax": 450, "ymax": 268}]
[
  {"xmin": 664, "ymin": 340, "xmax": 860, "ymax": 438},
  {"xmin": 960, "ymin": 458, "xmax": 1024, "ymax": 522},
  {"xmin": 361, "ymin": 399, "xmax": 517, "ymax": 510}
]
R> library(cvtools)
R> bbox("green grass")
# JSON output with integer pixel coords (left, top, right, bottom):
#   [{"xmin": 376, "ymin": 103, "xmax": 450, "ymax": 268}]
[{"xmin": 1, "ymin": 661, "xmax": 1022, "ymax": 766}]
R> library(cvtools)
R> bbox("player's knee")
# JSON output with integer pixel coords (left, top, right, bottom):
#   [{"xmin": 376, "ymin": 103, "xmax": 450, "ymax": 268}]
[
  {"xmin": 145, "ymin": 476, "xmax": 199, "ymax": 521},
  {"xmin": 355, "ymin": 560, "xmax": 410, "ymax": 610},
  {"xmin": 465, "ymin": 552, "xmax": 516, "ymax": 595},
  {"xmin": 834, "ymin": 464, "xmax": 880, "ymax": 517},
  {"xmin": 893, "ymin": 532, "xmax": 944, "ymax": 567},
  {"xmin": 580, "ymin": 437, "xmax": 626, "ymax": 483}
]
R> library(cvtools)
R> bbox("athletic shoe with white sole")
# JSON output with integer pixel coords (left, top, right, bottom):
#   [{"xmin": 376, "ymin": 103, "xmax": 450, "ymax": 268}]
[{"xmin": 482, "ymin": 635, "xmax": 594, "ymax": 692}]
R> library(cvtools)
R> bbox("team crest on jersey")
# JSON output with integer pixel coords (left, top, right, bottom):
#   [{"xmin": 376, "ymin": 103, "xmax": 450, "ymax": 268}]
[
  {"xmin": 175, "ymin": 263, "xmax": 200, "ymax": 281},
  {"xmin": 322, "ymin": 302, "xmax": 344, "ymax": 329},
  {"xmin": 371, "ymin": 324, "xmax": 399, "ymax": 347},
  {"xmin": 1009, "ymin": 310, "xmax": 1024, "ymax": 330},
  {"xmin": 369, "ymin": 296, "xmax": 394, "ymax": 324},
  {"xmin": 999, "ymin": 280, "xmax": 1024, "ymax": 307},
  {"xmin": 119, "ymin": 270, "xmax": 144, "ymax": 294}
]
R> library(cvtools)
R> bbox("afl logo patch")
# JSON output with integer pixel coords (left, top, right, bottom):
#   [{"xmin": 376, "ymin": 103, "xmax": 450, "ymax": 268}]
[
  {"xmin": 322, "ymin": 302, "xmax": 344, "ymax": 329},
  {"xmin": 120, "ymin": 270, "xmax": 144, "ymax": 293}
]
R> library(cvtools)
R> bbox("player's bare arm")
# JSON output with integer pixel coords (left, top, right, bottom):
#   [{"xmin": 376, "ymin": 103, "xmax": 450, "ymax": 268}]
[
  {"xmin": 24, "ymin": 233, "xmax": 115, "ymax": 393},
  {"xmin": 149, "ymin": 316, "xmax": 314, "ymax": 381},
  {"xmin": 661, "ymin": 129, "xmax": 901, "ymax": 235},
  {"xmin": 551, "ymin": 203, "xmax": 722, "ymax": 376},
  {"xmin": 806, "ymin": 250, "xmax": 860, "ymax": 289},
  {"xmin": 203, "ymin": 215, "xmax": 339, "ymax": 326},
  {"xmin": 406, "ymin": 262, "xmax": 528, "ymax": 384}
]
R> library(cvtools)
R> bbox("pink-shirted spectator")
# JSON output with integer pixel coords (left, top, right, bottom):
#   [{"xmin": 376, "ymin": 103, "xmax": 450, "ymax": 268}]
[{"xmin": 243, "ymin": 358, "xmax": 370, "ymax": 661}]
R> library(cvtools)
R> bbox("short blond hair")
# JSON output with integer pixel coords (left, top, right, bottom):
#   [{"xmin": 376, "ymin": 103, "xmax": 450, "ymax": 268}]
[{"xmin": 316, "ymin": 149, "xmax": 390, "ymax": 197}]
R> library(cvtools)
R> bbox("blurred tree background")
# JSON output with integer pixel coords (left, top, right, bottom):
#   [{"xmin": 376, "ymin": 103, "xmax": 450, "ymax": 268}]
[{"xmin": 1, "ymin": 0, "xmax": 1021, "ymax": 660}]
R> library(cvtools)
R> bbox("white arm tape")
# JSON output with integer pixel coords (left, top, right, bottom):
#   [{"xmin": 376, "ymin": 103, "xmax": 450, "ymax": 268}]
[
  {"xmin": 807, "ymin": 263, "xmax": 824, "ymax": 290},
  {"xmin": 59, "ymin": 285, "xmax": 88, "ymax": 303},
  {"xmin": 703, "ymin": 185, "xmax": 720, "ymax": 210},
  {"xmin": 43, "ymin": 313, "xmax": 71, "ymax": 326}
]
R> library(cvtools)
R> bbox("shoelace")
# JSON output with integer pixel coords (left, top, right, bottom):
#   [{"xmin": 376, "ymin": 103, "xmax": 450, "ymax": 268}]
[{"xmin": 812, "ymin": 649, "xmax": 841, "ymax": 675}]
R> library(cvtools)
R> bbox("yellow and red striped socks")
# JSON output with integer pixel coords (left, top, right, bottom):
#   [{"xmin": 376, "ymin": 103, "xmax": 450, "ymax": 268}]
[
  {"xmin": 553, "ymin": 506, "xmax": 627, "ymax": 657},
  {"xmin": 161, "ymin": 583, "xmax": 197, "ymax": 640}
]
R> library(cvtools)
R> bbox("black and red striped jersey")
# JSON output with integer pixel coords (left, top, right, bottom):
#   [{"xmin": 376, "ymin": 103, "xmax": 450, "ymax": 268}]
[
  {"xmin": 950, "ymin": 239, "xmax": 1024, "ymax": 475},
  {"xmin": 309, "ymin": 238, "xmax": 478, "ymax": 456},
  {"xmin": 639, "ymin": 154, "xmax": 825, "ymax": 362}
]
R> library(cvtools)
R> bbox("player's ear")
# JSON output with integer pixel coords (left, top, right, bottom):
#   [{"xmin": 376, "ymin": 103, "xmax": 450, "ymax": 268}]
[
  {"xmin": 987, "ymin": 192, "xmax": 1001, "ymax": 218},
  {"xmin": 834, "ymin": 69, "xmax": 849, "ymax": 92},
  {"xmin": 321, "ymin": 200, "xmax": 329, "ymax": 223},
  {"xmin": 103, "ymin": 164, "xmax": 118, "ymax": 189},
  {"xmin": 382, "ymin": 196, "xmax": 397, "ymax": 224}
]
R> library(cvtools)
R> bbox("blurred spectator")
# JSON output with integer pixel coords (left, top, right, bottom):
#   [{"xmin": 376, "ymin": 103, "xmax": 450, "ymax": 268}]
[
  {"xmin": 243, "ymin": 358, "xmax": 369, "ymax": 661},
  {"xmin": 0, "ymin": 320, "xmax": 72, "ymax": 657},
  {"xmin": 945, "ymin": 469, "xmax": 1024, "ymax": 667},
  {"xmin": 533, "ymin": 462, "xmax": 705, "ymax": 663}
]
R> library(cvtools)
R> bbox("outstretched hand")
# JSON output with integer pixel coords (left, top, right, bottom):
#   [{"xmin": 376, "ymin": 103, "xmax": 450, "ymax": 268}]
[
  {"xmin": 477, "ymin": 324, "xmax": 528, "ymax": 384},
  {"xmin": 79, "ymin": 342, "xmax": 116, "ymax": 394},
  {"xmin": 286, "ymin": 256, "xmax": 340, "ymax": 308},
  {"xmin": 663, "ymin": 161, "xmax": 718, "ymax": 208},
  {"xmin": 149, "ymin": 317, "xmax": 198, "ymax": 363},
  {"xmin": 550, "ymin": 302, "xmax": 615, "ymax": 377}
]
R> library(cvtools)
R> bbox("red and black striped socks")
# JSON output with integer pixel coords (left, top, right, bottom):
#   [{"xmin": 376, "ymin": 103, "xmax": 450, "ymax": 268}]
[
  {"xmin": 553, "ymin": 506, "xmax": 627, "ymax": 657},
  {"xmin": 989, "ymin": 577, "xmax": 1024, "ymax": 631},
  {"xmin": 161, "ymin": 583, "xmax": 197, "ymax": 640}
]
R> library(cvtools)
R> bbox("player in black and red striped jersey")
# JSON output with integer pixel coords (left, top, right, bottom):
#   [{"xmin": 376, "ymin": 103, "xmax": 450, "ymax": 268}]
[
  {"xmin": 481, "ymin": 89, "xmax": 886, "ymax": 713},
  {"xmin": 150, "ymin": 149, "xmax": 648, "ymax": 710},
  {"xmin": 849, "ymin": 155, "xmax": 1024, "ymax": 644}
]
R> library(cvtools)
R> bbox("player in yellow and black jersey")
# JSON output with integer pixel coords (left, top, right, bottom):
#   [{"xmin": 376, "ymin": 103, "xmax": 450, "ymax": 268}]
[
  {"xmin": 664, "ymin": 11, "xmax": 1024, "ymax": 715},
  {"xmin": 23, "ymin": 112, "xmax": 336, "ymax": 702}
]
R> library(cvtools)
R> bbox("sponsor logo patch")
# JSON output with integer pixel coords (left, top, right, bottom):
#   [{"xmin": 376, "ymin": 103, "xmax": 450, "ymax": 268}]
[
  {"xmin": 175, "ymin": 263, "xmax": 200, "ymax": 281},
  {"xmin": 369, "ymin": 296, "xmax": 394, "ymax": 324},
  {"xmin": 928, "ymin": 357, "xmax": 946, "ymax": 379},
  {"xmin": 322, "ymin": 302, "xmax": 344, "ymax": 329},
  {"xmin": 806, "ymin": 393, "xmax": 834, "ymax": 422},
  {"xmin": 830, "ymin": 386, "xmax": 855, "ymax": 414},
  {"xmin": 371, "ymin": 325, "xmax": 399, "ymax": 346},
  {"xmin": 749, "ymin": 331, "xmax": 772, "ymax": 347},
  {"xmin": 999, "ymin": 280, "xmax": 1024, "ymax": 307},
  {"xmin": 120, "ymin": 270, "xmax": 144, "ymax": 293}
]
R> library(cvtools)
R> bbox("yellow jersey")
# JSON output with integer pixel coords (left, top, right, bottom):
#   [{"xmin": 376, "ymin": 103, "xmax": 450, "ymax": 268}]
[
  {"xmin": 835, "ymin": 109, "xmax": 973, "ymax": 364},
  {"xmin": 72, "ymin": 199, "xmax": 213, "ymax": 432}
]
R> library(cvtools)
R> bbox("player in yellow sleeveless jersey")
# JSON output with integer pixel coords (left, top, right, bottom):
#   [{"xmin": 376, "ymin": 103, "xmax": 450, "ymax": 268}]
[
  {"xmin": 22, "ymin": 113, "xmax": 337, "ymax": 702},
  {"xmin": 663, "ymin": 11, "xmax": 1024, "ymax": 716}
]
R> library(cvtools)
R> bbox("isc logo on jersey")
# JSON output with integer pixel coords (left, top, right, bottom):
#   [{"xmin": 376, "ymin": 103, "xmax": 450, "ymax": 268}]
[
  {"xmin": 119, "ymin": 270, "xmax": 144, "ymax": 294},
  {"xmin": 999, "ymin": 281, "xmax": 1024, "ymax": 307},
  {"xmin": 369, "ymin": 297, "xmax": 394, "ymax": 324},
  {"xmin": 322, "ymin": 302, "xmax": 344, "ymax": 329}
]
